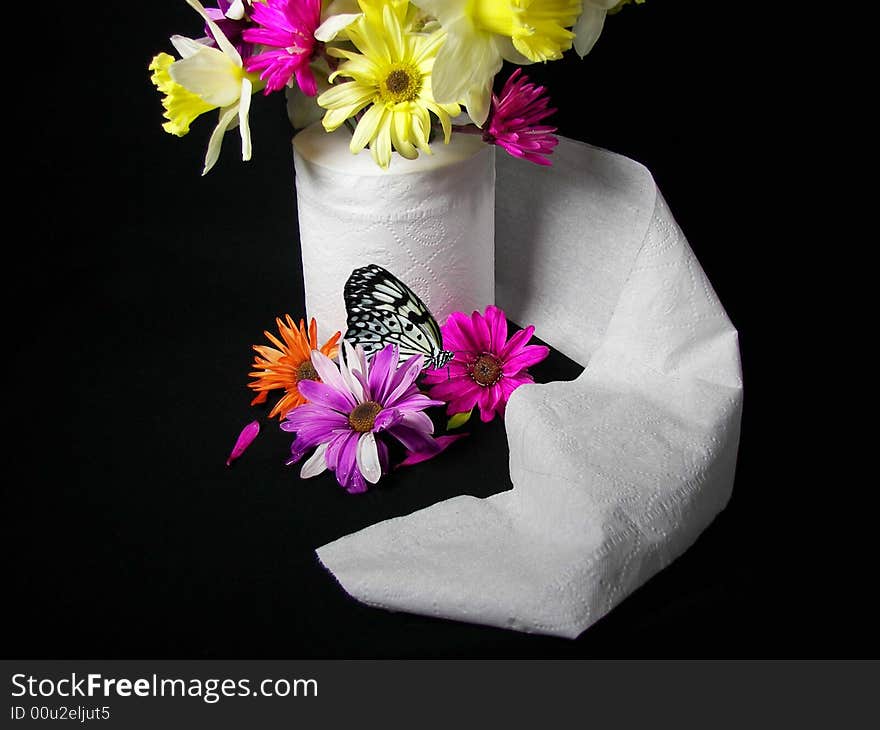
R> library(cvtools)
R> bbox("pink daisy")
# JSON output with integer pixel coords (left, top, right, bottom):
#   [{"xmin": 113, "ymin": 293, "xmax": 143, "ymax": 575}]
[
  {"xmin": 242, "ymin": 0, "xmax": 322, "ymax": 95},
  {"xmin": 281, "ymin": 342, "xmax": 446, "ymax": 494},
  {"xmin": 482, "ymin": 69, "xmax": 559, "ymax": 166},
  {"xmin": 422, "ymin": 306, "xmax": 550, "ymax": 423}
]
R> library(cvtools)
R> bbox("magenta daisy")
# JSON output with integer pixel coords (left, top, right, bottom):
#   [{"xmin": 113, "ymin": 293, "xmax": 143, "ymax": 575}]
[
  {"xmin": 482, "ymin": 69, "xmax": 559, "ymax": 166},
  {"xmin": 422, "ymin": 306, "xmax": 550, "ymax": 423},
  {"xmin": 281, "ymin": 342, "xmax": 446, "ymax": 494},
  {"xmin": 242, "ymin": 0, "xmax": 322, "ymax": 96}
]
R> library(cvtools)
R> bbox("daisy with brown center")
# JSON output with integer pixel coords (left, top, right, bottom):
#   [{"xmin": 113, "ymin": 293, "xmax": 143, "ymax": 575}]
[
  {"xmin": 249, "ymin": 315, "xmax": 341, "ymax": 418},
  {"xmin": 315, "ymin": 0, "xmax": 461, "ymax": 169}
]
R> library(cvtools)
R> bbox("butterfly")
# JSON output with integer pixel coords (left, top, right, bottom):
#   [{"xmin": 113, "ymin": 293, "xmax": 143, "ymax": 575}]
[{"xmin": 343, "ymin": 264, "xmax": 455, "ymax": 370}]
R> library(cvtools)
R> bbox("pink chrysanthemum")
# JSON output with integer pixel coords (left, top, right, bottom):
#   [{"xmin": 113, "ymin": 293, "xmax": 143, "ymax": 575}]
[
  {"xmin": 242, "ymin": 0, "xmax": 322, "ymax": 95},
  {"xmin": 422, "ymin": 306, "xmax": 550, "ymax": 423},
  {"xmin": 482, "ymin": 69, "xmax": 559, "ymax": 166},
  {"xmin": 282, "ymin": 342, "xmax": 446, "ymax": 494}
]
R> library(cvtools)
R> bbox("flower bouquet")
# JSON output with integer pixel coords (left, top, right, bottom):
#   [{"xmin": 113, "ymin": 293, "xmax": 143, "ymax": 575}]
[
  {"xmin": 150, "ymin": 0, "xmax": 644, "ymax": 173},
  {"xmin": 149, "ymin": 0, "xmax": 646, "ymax": 493}
]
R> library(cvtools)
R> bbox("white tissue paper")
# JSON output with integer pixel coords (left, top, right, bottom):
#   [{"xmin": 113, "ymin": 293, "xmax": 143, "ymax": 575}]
[
  {"xmin": 315, "ymin": 136, "xmax": 743, "ymax": 639},
  {"xmin": 292, "ymin": 123, "xmax": 496, "ymax": 336}
]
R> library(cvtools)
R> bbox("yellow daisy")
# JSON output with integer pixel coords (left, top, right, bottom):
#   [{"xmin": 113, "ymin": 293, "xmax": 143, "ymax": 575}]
[{"xmin": 316, "ymin": 0, "xmax": 461, "ymax": 169}]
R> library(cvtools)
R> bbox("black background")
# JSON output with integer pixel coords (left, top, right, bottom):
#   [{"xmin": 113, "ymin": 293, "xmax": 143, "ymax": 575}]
[{"xmin": 8, "ymin": 2, "xmax": 849, "ymax": 659}]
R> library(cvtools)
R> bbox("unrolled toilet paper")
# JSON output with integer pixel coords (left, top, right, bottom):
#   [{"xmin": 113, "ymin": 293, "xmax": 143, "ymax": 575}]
[{"xmin": 314, "ymin": 135, "xmax": 743, "ymax": 639}]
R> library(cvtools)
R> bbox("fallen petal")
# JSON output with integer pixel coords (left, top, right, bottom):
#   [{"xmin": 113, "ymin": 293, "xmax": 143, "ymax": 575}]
[
  {"xmin": 226, "ymin": 420, "xmax": 260, "ymax": 466},
  {"xmin": 397, "ymin": 434, "xmax": 467, "ymax": 469}
]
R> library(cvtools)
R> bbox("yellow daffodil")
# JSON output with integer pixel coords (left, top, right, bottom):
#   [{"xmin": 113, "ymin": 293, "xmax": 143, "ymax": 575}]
[
  {"xmin": 574, "ymin": 0, "xmax": 644, "ymax": 57},
  {"xmin": 149, "ymin": 52, "xmax": 214, "ymax": 137},
  {"xmin": 149, "ymin": 0, "xmax": 263, "ymax": 175},
  {"xmin": 411, "ymin": 0, "xmax": 582, "ymax": 126},
  {"xmin": 316, "ymin": 0, "xmax": 461, "ymax": 169}
]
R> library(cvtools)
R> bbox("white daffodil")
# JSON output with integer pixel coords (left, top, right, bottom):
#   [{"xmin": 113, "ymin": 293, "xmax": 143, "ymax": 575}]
[
  {"xmin": 411, "ymin": 0, "xmax": 581, "ymax": 127},
  {"xmin": 167, "ymin": 0, "xmax": 260, "ymax": 175}
]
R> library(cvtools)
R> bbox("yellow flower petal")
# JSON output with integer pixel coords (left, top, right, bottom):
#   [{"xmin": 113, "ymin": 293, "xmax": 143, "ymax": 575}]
[
  {"xmin": 350, "ymin": 103, "xmax": 387, "ymax": 154},
  {"xmin": 149, "ymin": 53, "xmax": 214, "ymax": 137}
]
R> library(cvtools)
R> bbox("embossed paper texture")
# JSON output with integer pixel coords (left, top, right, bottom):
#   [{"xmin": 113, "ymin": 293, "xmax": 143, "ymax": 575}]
[
  {"xmin": 315, "ymin": 137, "xmax": 743, "ymax": 639},
  {"xmin": 293, "ymin": 123, "xmax": 495, "ymax": 337}
]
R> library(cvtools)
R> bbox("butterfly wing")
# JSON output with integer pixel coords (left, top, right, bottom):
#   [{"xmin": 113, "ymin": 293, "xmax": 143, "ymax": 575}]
[{"xmin": 344, "ymin": 264, "xmax": 453, "ymax": 369}]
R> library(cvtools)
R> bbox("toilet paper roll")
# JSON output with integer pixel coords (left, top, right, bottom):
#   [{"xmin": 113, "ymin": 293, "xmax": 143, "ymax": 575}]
[{"xmin": 292, "ymin": 123, "xmax": 496, "ymax": 336}]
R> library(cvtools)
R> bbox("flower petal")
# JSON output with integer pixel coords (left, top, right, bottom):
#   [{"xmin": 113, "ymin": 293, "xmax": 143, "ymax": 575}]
[
  {"xmin": 500, "ymin": 371, "xmax": 534, "ymax": 402},
  {"xmin": 225, "ymin": 420, "xmax": 260, "ymax": 465},
  {"xmin": 339, "ymin": 341, "xmax": 365, "ymax": 402},
  {"xmin": 296, "ymin": 379, "xmax": 356, "ymax": 413},
  {"xmin": 169, "ymin": 45, "xmax": 242, "ymax": 106},
  {"xmin": 499, "ymin": 325, "xmax": 536, "ymax": 360},
  {"xmin": 430, "ymin": 16, "xmax": 502, "ymax": 110},
  {"xmin": 398, "ymin": 409, "xmax": 434, "ymax": 435},
  {"xmin": 373, "ymin": 408, "xmax": 403, "ymax": 432},
  {"xmin": 170, "ymin": 34, "xmax": 207, "ymax": 59},
  {"xmin": 238, "ymin": 76, "xmax": 253, "ymax": 161},
  {"xmin": 502, "ymin": 344, "xmax": 550, "ymax": 375},
  {"xmin": 426, "ymin": 375, "xmax": 476, "ymax": 403},
  {"xmin": 444, "ymin": 389, "xmax": 482, "ymax": 417},
  {"xmin": 309, "ymin": 350, "xmax": 357, "ymax": 407},
  {"xmin": 356, "ymin": 431, "xmax": 382, "ymax": 484},
  {"xmin": 202, "ymin": 103, "xmax": 239, "ymax": 175},
  {"xmin": 350, "ymin": 102, "xmax": 386, "ymax": 154},
  {"xmin": 444, "ymin": 311, "xmax": 484, "ymax": 355},
  {"xmin": 469, "ymin": 309, "xmax": 491, "ymax": 352},
  {"xmin": 384, "ymin": 391, "xmax": 445, "ymax": 413},
  {"xmin": 333, "ymin": 431, "xmax": 360, "ymax": 490},
  {"xmin": 397, "ymin": 434, "xmax": 467, "ymax": 468},
  {"xmin": 387, "ymin": 424, "xmax": 436, "ymax": 453},
  {"xmin": 367, "ymin": 344, "xmax": 398, "ymax": 403},
  {"xmin": 573, "ymin": 4, "xmax": 607, "ymax": 58},
  {"xmin": 300, "ymin": 441, "xmax": 329, "ymax": 478},
  {"xmin": 315, "ymin": 12, "xmax": 362, "ymax": 42},
  {"xmin": 484, "ymin": 305, "xmax": 508, "ymax": 352},
  {"xmin": 477, "ymin": 385, "xmax": 501, "ymax": 422}
]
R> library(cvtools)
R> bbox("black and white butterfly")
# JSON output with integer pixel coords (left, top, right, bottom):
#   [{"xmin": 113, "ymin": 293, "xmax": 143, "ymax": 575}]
[{"xmin": 343, "ymin": 264, "xmax": 455, "ymax": 370}]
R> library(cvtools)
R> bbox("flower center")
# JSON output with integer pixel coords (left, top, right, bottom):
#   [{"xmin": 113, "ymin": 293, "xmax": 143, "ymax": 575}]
[
  {"xmin": 469, "ymin": 353, "xmax": 503, "ymax": 387},
  {"xmin": 380, "ymin": 64, "xmax": 422, "ymax": 104},
  {"xmin": 348, "ymin": 400, "xmax": 382, "ymax": 433},
  {"xmin": 296, "ymin": 360, "xmax": 318, "ymax": 383}
]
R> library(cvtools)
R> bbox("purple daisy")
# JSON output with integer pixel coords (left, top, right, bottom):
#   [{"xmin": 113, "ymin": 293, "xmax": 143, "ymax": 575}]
[
  {"xmin": 281, "ymin": 342, "xmax": 445, "ymax": 494},
  {"xmin": 422, "ymin": 305, "xmax": 549, "ymax": 423},
  {"xmin": 242, "ymin": 0, "xmax": 322, "ymax": 96},
  {"xmin": 482, "ymin": 69, "xmax": 559, "ymax": 166}
]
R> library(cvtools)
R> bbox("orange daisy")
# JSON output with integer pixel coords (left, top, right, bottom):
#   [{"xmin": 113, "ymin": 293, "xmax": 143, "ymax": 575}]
[{"xmin": 249, "ymin": 315, "xmax": 341, "ymax": 419}]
